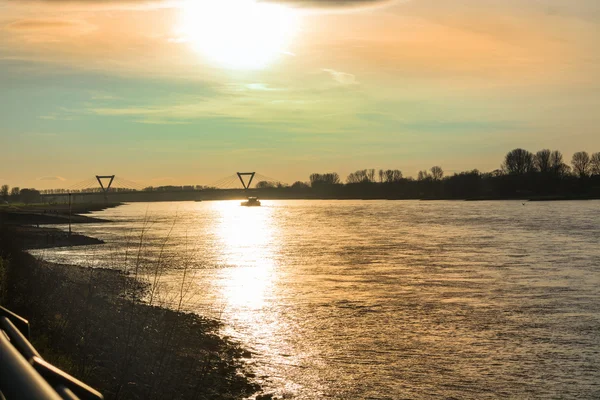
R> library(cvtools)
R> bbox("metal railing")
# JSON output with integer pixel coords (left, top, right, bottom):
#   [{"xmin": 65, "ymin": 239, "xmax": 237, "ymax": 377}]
[{"xmin": 0, "ymin": 306, "xmax": 103, "ymax": 400}]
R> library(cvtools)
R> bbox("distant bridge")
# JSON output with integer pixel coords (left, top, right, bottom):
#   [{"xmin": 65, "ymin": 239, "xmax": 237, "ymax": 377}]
[
  {"xmin": 208, "ymin": 172, "xmax": 285, "ymax": 190},
  {"xmin": 40, "ymin": 172, "xmax": 285, "ymax": 193},
  {"xmin": 39, "ymin": 172, "xmax": 287, "ymax": 202}
]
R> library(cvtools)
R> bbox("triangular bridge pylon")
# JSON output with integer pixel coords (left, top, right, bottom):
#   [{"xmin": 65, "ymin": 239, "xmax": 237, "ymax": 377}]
[
  {"xmin": 96, "ymin": 175, "xmax": 115, "ymax": 202},
  {"xmin": 237, "ymin": 172, "xmax": 255, "ymax": 190},
  {"xmin": 96, "ymin": 175, "xmax": 115, "ymax": 192}
]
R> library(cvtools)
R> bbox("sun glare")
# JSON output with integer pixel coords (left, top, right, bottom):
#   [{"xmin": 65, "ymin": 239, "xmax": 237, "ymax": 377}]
[
  {"xmin": 178, "ymin": 0, "xmax": 299, "ymax": 70},
  {"xmin": 211, "ymin": 200, "xmax": 278, "ymax": 309}
]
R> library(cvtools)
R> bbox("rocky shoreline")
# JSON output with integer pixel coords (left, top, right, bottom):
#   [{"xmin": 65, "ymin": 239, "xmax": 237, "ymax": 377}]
[{"xmin": 0, "ymin": 204, "xmax": 269, "ymax": 400}]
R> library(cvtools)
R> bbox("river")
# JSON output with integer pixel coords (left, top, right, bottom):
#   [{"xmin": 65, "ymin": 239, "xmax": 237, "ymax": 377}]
[{"xmin": 34, "ymin": 200, "xmax": 600, "ymax": 399}]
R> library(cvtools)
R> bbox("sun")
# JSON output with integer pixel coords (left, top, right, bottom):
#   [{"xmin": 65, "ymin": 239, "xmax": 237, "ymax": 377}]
[{"xmin": 178, "ymin": 0, "xmax": 299, "ymax": 70}]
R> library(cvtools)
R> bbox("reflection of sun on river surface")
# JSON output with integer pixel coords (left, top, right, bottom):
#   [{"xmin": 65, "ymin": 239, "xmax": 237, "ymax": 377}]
[
  {"xmin": 208, "ymin": 201, "xmax": 304, "ymax": 394},
  {"xmin": 213, "ymin": 200, "xmax": 278, "ymax": 311}
]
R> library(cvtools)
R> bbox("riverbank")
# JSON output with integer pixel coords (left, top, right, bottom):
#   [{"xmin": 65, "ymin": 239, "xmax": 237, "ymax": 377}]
[
  {"xmin": 0, "ymin": 206, "xmax": 264, "ymax": 400},
  {"xmin": 0, "ymin": 203, "xmax": 110, "ymax": 249}
]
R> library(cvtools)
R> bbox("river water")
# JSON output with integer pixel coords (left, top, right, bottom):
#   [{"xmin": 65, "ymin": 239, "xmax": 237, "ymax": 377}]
[{"xmin": 35, "ymin": 200, "xmax": 600, "ymax": 399}]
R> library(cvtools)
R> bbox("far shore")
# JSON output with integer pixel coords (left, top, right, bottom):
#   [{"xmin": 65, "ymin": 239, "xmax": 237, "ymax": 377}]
[{"xmin": 31, "ymin": 190, "xmax": 600, "ymax": 205}]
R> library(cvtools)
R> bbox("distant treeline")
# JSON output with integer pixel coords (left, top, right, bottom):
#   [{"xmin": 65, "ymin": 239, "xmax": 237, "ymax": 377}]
[
  {"xmin": 289, "ymin": 148, "xmax": 600, "ymax": 200},
  {"xmin": 3, "ymin": 148, "xmax": 600, "ymax": 203}
]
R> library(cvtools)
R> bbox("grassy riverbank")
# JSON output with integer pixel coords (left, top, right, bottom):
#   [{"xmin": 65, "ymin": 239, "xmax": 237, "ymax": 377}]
[{"xmin": 0, "ymin": 205, "xmax": 263, "ymax": 400}]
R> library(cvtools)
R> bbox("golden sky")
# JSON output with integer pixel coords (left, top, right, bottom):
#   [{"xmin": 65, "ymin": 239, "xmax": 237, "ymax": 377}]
[{"xmin": 1, "ymin": 0, "xmax": 599, "ymax": 188}]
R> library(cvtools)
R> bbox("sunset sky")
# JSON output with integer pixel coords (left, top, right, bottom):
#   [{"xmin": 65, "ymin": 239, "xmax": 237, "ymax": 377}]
[{"xmin": 1, "ymin": 0, "xmax": 599, "ymax": 189}]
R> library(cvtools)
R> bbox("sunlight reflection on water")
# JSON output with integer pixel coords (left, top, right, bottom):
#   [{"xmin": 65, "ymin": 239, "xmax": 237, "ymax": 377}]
[
  {"xmin": 213, "ymin": 200, "xmax": 278, "ymax": 309},
  {"xmin": 33, "ymin": 200, "xmax": 600, "ymax": 399}
]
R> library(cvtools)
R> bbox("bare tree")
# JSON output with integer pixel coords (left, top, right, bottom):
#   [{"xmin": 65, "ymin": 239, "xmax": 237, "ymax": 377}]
[
  {"xmin": 382, "ymin": 169, "xmax": 402, "ymax": 183},
  {"xmin": 367, "ymin": 169, "xmax": 375, "ymax": 183},
  {"xmin": 571, "ymin": 151, "xmax": 591, "ymax": 177},
  {"xmin": 417, "ymin": 170, "xmax": 431, "ymax": 181},
  {"xmin": 384, "ymin": 170, "xmax": 393, "ymax": 183},
  {"xmin": 549, "ymin": 150, "xmax": 563, "ymax": 175},
  {"xmin": 346, "ymin": 170, "xmax": 364, "ymax": 184},
  {"xmin": 0, "ymin": 185, "xmax": 8, "ymax": 200},
  {"xmin": 591, "ymin": 152, "xmax": 600, "ymax": 176},
  {"xmin": 502, "ymin": 148, "xmax": 535, "ymax": 175},
  {"xmin": 346, "ymin": 169, "xmax": 376, "ymax": 184},
  {"xmin": 326, "ymin": 173, "xmax": 340, "ymax": 185},
  {"xmin": 378, "ymin": 169, "xmax": 384, "ymax": 183},
  {"xmin": 547, "ymin": 150, "xmax": 571, "ymax": 176},
  {"xmin": 393, "ymin": 170, "xmax": 402, "ymax": 181},
  {"xmin": 430, "ymin": 166, "xmax": 444, "ymax": 180},
  {"xmin": 310, "ymin": 173, "xmax": 340, "ymax": 187},
  {"xmin": 309, "ymin": 174, "xmax": 320, "ymax": 187},
  {"xmin": 550, "ymin": 150, "xmax": 563, "ymax": 167},
  {"xmin": 255, "ymin": 181, "xmax": 276, "ymax": 189},
  {"xmin": 534, "ymin": 149, "xmax": 551, "ymax": 173}
]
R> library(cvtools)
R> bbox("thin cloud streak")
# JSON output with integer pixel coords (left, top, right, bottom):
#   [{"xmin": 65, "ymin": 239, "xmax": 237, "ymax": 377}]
[
  {"xmin": 10, "ymin": 0, "xmax": 395, "ymax": 6},
  {"xmin": 261, "ymin": 0, "xmax": 395, "ymax": 7},
  {"xmin": 5, "ymin": 19, "xmax": 85, "ymax": 30},
  {"xmin": 37, "ymin": 176, "xmax": 67, "ymax": 181},
  {"xmin": 3, "ymin": 0, "xmax": 180, "ymax": 11},
  {"xmin": 323, "ymin": 68, "xmax": 358, "ymax": 85}
]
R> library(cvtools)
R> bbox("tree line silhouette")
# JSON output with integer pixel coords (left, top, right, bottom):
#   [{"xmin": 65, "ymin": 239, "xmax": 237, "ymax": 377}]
[
  {"xmin": 266, "ymin": 148, "xmax": 600, "ymax": 200},
  {"xmin": 2, "ymin": 149, "xmax": 600, "ymax": 203}
]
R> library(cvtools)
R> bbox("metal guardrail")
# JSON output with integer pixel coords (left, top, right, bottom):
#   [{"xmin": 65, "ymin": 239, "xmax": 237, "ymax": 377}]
[{"xmin": 0, "ymin": 306, "xmax": 103, "ymax": 400}]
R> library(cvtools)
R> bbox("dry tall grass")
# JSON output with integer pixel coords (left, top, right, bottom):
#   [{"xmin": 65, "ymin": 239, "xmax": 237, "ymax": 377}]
[{"xmin": 0, "ymin": 221, "xmax": 258, "ymax": 400}]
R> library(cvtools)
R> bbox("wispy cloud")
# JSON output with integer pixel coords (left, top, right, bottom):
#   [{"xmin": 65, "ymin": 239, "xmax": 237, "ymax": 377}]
[
  {"xmin": 84, "ymin": 84, "xmax": 337, "ymax": 123},
  {"xmin": 261, "ymin": 0, "xmax": 395, "ymax": 8},
  {"xmin": 37, "ymin": 176, "xmax": 67, "ymax": 181},
  {"xmin": 89, "ymin": 91, "xmax": 121, "ymax": 101},
  {"xmin": 39, "ymin": 114, "xmax": 77, "ymax": 121},
  {"xmin": 89, "ymin": 96, "xmax": 330, "ymax": 123},
  {"xmin": 132, "ymin": 118, "xmax": 190, "ymax": 125},
  {"xmin": 4, "ymin": 0, "xmax": 177, "ymax": 11},
  {"xmin": 6, "ymin": 20, "xmax": 75, "ymax": 30},
  {"xmin": 4, "ymin": 19, "xmax": 95, "ymax": 34},
  {"xmin": 323, "ymin": 68, "xmax": 358, "ymax": 85},
  {"xmin": 225, "ymin": 83, "xmax": 282, "ymax": 92},
  {"xmin": 245, "ymin": 83, "xmax": 281, "ymax": 91},
  {"xmin": 167, "ymin": 36, "xmax": 188, "ymax": 44},
  {"xmin": 11, "ymin": 0, "xmax": 394, "ymax": 8},
  {"xmin": 81, "ymin": 90, "xmax": 362, "ymax": 130}
]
